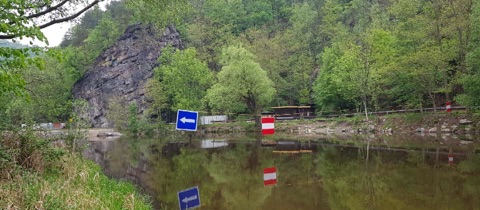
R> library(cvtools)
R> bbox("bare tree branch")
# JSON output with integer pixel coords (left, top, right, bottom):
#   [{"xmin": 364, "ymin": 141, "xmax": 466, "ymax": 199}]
[
  {"xmin": 26, "ymin": 0, "xmax": 70, "ymax": 19},
  {"xmin": 0, "ymin": 0, "xmax": 101, "ymax": 40},
  {"xmin": 38, "ymin": 0, "xmax": 101, "ymax": 29},
  {"xmin": 0, "ymin": 34, "xmax": 19, "ymax": 40}
]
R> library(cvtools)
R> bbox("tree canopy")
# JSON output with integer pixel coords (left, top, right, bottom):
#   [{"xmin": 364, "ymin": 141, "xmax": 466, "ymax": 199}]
[
  {"xmin": 0, "ymin": 0, "xmax": 103, "ymax": 97},
  {"xmin": 2, "ymin": 0, "xmax": 480, "ymax": 127},
  {"xmin": 206, "ymin": 45, "xmax": 275, "ymax": 124},
  {"xmin": 154, "ymin": 47, "xmax": 213, "ymax": 112},
  {"xmin": 0, "ymin": 0, "xmax": 103, "ymax": 41}
]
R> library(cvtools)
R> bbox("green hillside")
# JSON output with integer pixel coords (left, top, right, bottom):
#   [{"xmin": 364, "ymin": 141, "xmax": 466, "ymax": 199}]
[{"xmin": 2, "ymin": 0, "xmax": 480, "ymax": 128}]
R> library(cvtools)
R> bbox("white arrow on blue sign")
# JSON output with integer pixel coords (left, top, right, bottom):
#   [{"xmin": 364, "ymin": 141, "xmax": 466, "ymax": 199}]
[
  {"xmin": 178, "ymin": 186, "xmax": 201, "ymax": 210},
  {"xmin": 176, "ymin": 110, "xmax": 199, "ymax": 131}
]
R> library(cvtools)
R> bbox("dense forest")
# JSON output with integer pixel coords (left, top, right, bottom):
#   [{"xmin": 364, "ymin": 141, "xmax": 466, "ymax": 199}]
[{"xmin": 1, "ymin": 0, "xmax": 480, "ymax": 128}]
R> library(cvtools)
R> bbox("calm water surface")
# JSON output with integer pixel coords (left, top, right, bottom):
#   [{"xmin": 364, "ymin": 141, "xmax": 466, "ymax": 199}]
[{"xmin": 83, "ymin": 134, "xmax": 480, "ymax": 210}]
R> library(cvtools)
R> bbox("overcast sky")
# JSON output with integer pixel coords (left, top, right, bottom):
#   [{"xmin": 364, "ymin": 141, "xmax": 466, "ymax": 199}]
[
  {"xmin": 35, "ymin": 23, "xmax": 70, "ymax": 47},
  {"xmin": 19, "ymin": 1, "xmax": 111, "ymax": 47}
]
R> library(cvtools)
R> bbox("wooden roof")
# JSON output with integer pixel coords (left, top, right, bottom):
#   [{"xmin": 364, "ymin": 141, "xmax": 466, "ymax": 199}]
[{"xmin": 271, "ymin": 106, "xmax": 312, "ymax": 109}]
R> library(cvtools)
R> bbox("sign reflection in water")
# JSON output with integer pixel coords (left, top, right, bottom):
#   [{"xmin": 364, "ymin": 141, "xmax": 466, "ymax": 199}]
[
  {"xmin": 201, "ymin": 139, "xmax": 228, "ymax": 148},
  {"xmin": 83, "ymin": 136, "xmax": 480, "ymax": 210}
]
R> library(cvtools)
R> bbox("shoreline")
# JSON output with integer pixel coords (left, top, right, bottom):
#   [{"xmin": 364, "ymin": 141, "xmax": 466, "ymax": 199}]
[{"xmin": 81, "ymin": 113, "xmax": 480, "ymax": 143}]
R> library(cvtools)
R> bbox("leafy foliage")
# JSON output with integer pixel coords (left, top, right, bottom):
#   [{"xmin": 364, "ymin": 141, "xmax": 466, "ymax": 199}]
[
  {"xmin": 205, "ymin": 45, "xmax": 275, "ymax": 121},
  {"xmin": 0, "ymin": 52, "xmax": 77, "ymax": 127},
  {"xmin": 154, "ymin": 47, "xmax": 213, "ymax": 112},
  {"xmin": 125, "ymin": 0, "xmax": 191, "ymax": 28},
  {"xmin": 0, "ymin": 0, "xmax": 103, "ymax": 98},
  {"xmin": 457, "ymin": 0, "xmax": 480, "ymax": 107},
  {"xmin": 106, "ymin": 94, "xmax": 129, "ymax": 130},
  {"xmin": 2, "ymin": 0, "xmax": 480, "ymax": 130},
  {"xmin": 128, "ymin": 0, "xmax": 477, "ymax": 114},
  {"xmin": 61, "ymin": 2, "xmax": 133, "ymax": 75}
]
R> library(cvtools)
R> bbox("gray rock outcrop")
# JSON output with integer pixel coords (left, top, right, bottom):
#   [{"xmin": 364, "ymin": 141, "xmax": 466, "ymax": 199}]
[{"xmin": 73, "ymin": 24, "xmax": 183, "ymax": 127}]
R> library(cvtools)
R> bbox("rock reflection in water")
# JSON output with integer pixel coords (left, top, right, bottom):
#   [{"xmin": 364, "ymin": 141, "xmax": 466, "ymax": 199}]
[
  {"xmin": 83, "ymin": 139, "xmax": 154, "ymax": 202},
  {"xmin": 82, "ymin": 139, "xmax": 116, "ymax": 169}
]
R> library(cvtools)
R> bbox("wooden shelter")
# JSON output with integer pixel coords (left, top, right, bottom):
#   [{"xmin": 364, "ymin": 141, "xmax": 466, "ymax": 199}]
[{"xmin": 271, "ymin": 105, "xmax": 315, "ymax": 119}]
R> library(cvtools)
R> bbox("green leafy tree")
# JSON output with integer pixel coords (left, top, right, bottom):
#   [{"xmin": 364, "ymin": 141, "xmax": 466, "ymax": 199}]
[
  {"xmin": 60, "ymin": 6, "xmax": 104, "ymax": 47},
  {"xmin": 128, "ymin": 103, "xmax": 139, "ymax": 135},
  {"xmin": 84, "ymin": 13, "xmax": 122, "ymax": 59},
  {"xmin": 280, "ymin": 2, "xmax": 318, "ymax": 105},
  {"xmin": 154, "ymin": 47, "xmax": 213, "ymax": 112},
  {"xmin": 0, "ymin": 0, "xmax": 103, "ymax": 41},
  {"xmin": 0, "ymin": 0, "xmax": 103, "ymax": 97},
  {"xmin": 204, "ymin": 0, "xmax": 246, "ymax": 35},
  {"xmin": 313, "ymin": 0, "xmax": 358, "ymax": 113},
  {"xmin": 106, "ymin": 94, "xmax": 129, "ymax": 130},
  {"xmin": 457, "ymin": 0, "xmax": 480, "ymax": 107},
  {"xmin": 61, "ymin": 1, "xmax": 133, "ymax": 48},
  {"xmin": 186, "ymin": 19, "xmax": 234, "ymax": 71},
  {"xmin": 144, "ymin": 79, "xmax": 166, "ymax": 119},
  {"xmin": 466, "ymin": 0, "xmax": 480, "ymax": 74},
  {"xmin": 386, "ymin": 0, "xmax": 458, "ymax": 111},
  {"xmin": 21, "ymin": 54, "xmax": 77, "ymax": 122},
  {"xmin": 313, "ymin": 44, "xmax": 361, "ymax": 113},
  {"xmin": 125, "ymin": 0, "xmax": 191, "ymax": 28},
  {"xmin": 206, "ymin": 45, "xmax": 275, "ymax": 127},
  {"xmin": 61, "ymin": 1, "xmax": 132, "ymax": 75},
  {"xmin": 315, "ymin": 0, "xmax": 395, "ymax": 117},
  {"xmin": 184, "ymin": 0, "xmax": 245, "ymax": 72},
  {"xmin": 1, "ymin": 53, "xmax": 77, "ymax": 125},
  {"xmin": 243, "ymin": 0, "xmax": 274, "ymax": 29}
]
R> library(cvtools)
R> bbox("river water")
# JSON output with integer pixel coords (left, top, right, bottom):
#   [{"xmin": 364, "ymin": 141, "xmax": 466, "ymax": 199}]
[{"xmin": 82, "ymin": 133, "xmax": 480, "ymax": 210}]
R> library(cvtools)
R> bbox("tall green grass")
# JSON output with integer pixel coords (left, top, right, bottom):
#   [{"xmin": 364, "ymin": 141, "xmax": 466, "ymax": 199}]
[
  {"xmin": 0, "ymin": 126, "xmax": 152, "ymax": 210},
  {"xmin": 0, "ymin": 154, "xmax": 152, "ymax": 209}
]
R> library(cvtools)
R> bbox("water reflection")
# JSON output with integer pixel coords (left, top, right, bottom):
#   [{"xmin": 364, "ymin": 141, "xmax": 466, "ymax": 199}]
[
  {"xmin": 201, "ymin": 139, "xmax": 228, "ymax": 149},
  {"xmin": 83, "ymin": 135, "xmax": 480, "ymax": 210}
]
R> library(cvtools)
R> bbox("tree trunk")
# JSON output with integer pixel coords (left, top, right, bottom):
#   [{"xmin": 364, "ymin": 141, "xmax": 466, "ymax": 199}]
[
  {"xmin": 363, "ymin": 98, "xmax": 369, "ymax": 122},
  {"xmin": 429, "ymin": 92, "xmax": 437, "ymax": 114},
  {"xmin": 254, "ymin": 114, "xmax": 261, "ymax": 131}
]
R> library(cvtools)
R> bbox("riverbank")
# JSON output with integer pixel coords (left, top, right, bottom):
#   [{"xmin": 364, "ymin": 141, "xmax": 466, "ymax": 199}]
[
  {"xmin": 79, "ymin": 112, "xmax": 480, "ymax": 141},
  {"xmin": 0, "ymin": 153, "xmax": 152, "ymax": 209},
  {"xmin": 198, "ymin": 112, "xmax": 480, "ymax": 137},
  {"xmin": 0, "ymin": 130, "xmax": 152, "ymax": 209}
]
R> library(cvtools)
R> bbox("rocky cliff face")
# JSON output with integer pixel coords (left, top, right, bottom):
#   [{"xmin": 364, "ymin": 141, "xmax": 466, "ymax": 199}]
[{"xmin": 73, "ymin": 24, "xmax": 183, "ymax": 127}]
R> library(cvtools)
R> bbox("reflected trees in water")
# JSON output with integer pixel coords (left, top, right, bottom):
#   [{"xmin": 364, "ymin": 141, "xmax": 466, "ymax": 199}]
[
  {"xmin": 85, "ymin": 137, "xmax": 480, "ymax": 210},
  {"xmin": 316, "ymin": 146, "xmax": 480, "ymax": 210}
]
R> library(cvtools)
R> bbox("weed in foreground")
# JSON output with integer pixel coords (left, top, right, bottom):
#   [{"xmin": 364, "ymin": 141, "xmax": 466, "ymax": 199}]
[{"xmin": 0, "ymin": 154, "xmax": 152, "ymax": 209}]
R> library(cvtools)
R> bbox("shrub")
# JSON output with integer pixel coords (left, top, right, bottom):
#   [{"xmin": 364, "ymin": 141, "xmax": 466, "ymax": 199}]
[{"xmin": 0, "ymin": 129, "xmax": 65, "ymax": 179}]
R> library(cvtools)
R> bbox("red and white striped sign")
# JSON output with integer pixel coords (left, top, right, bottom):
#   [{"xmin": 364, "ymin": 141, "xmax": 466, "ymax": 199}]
[
  {"xmin": 263, "ymin": 167, "xmax": 277, "ymax": 186},
  {"xmin": 446, "ymin": 101, "xmax": 452, "ymax": 113},
  {"xmin": 262, "ymin": 117, "xmax": 275, "ymax": 135},
  {"xmin": 448, "ymin": 154, "xmax": 454, "ymax": 164}
]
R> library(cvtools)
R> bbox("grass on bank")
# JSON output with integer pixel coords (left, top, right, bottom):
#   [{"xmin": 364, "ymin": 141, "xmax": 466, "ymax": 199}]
[
  {"xmin": 0, "ymin": 154, "xmax": 152, "ymax": 210},
  {"xmin": 0, "ymin": 128, "xmax": 152, "ymax": 210}
]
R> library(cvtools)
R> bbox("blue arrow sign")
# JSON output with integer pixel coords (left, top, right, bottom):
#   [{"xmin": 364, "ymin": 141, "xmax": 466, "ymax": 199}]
[
  {"xmin": 176, "ymin": 110, "xmax": 198, "ymax": 131},
  {"xmin": 178, "ymin": 186, "xmax": 201, "ymax": 210}
]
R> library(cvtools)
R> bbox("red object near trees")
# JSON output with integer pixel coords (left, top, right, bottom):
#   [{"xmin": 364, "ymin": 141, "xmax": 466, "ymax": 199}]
[
  {"xmin": 262, "ymin": 117, "xmax": 275, "ymax": 135},
  {"xmin": 263, "ymin": 167, "xmax": 277, "ymax": 186},
  {"xmin": 446, "ymin": 101, "xmax": 452, "ymax": 113}
]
